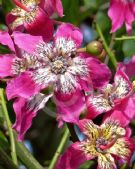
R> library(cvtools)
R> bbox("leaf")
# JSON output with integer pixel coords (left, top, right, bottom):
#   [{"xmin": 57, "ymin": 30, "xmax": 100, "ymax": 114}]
[
  {"xmin": 122, "ymin": 40, "xmax": 135, "ymax": 57},
  {"xmin": 61, "ymin": 0, "xmax": 80, "ymax": 25}
]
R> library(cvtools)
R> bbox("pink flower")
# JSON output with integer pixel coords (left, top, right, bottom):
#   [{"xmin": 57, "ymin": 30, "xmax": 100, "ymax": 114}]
[
  {"xmin": 86, "ymin": 65, "xmax": 133, "ymax": 119},
  {"xmin": 6, "ymin": 0, "xmax": 63, "ymax": 40},
  {"xmin": 56, "ymin": 118, "xmax": 134, "ymax": 169},
  {"xmin": 108, "ymin": 0, "xmax": 135, "ymax": 34},
  {"xmin": 0, "ymin": 24, "xmax": 111, "ymax": 139}
]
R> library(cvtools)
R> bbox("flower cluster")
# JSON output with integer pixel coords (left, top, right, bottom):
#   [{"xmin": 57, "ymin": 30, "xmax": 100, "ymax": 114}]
[{"xmin": 0, "ymin": 0, "xmax": 135, "ymax": 169}]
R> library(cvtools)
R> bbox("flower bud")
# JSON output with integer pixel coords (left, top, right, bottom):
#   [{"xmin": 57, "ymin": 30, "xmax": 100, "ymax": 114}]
[{"xmin": 86, "ymin": 41, "xmax": 103, "ymax": 56}]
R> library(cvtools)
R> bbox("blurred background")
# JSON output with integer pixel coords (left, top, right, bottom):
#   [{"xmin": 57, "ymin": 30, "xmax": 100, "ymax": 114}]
[{"xmin": 0, "ymin": 0, "xmax": 135, "ymax": 168}]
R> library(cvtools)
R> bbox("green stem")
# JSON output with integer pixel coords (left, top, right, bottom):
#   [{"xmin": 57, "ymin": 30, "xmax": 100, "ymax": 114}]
[
  {"xmin": 15, "ymin": 139, "xmax": 44, "ymax": 169},
  {"xmin": 0, "ymin": 146, "xmax": 18, "ymax": 169},
  {"xmin": 95, "ymin": 23, "xmax": 117, "ymax": 68},
  {"xmin": 48, "ymin": 127, "xmax": 70, "ymax": 169},
  {"xmin": 0, "ymin": 88, "xmax": 18, "ymax": 165},
  {"xmin": 115, "ymin": 36, "xmax": 135, "ymax": 41}
]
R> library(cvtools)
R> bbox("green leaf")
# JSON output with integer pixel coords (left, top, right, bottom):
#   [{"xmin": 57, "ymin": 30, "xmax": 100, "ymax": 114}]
[
  {"xmin": 122, "ymin": 40, "xmax": 135, "ymax": 57},
  {"xmin": 96, "ymin": 11, "xmax": 111, "ymax": 32},
  {"xmin": 2, "ymin": 0, "xmax": 14, "ymax": 14},
  {"xmin": 61, "ymin": 0, "xmax": 80, "ymax": 25}
]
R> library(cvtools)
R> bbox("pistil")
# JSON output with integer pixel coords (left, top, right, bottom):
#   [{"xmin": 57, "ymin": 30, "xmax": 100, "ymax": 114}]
[
  {"xmin": 13, "ymin": 0, "xmax": 30, "ymax": 12},
  {"xmin": 99, "ymin": 137, "xmax": 117, "ymax": 151}
]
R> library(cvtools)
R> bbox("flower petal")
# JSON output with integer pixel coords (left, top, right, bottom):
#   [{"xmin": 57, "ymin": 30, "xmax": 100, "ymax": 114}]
[
  {"xmin": 40, "ymin": 0, "xmax": 63, "ymax": 17},
  {"xmin": 13, "ymin": 93, "xmax": 52, "ymax": 140},
  {"xmin": 108, "ymin": 0, "xmax": 125, "ymax": 33},
  {"xmin": 55, "ymin": 72, "xmax": 80, "ymax": 94},
  {"xmin": 77, "ymin": 119, "xmax": 99, "ymax": 140},
  {"xmin": 105, "ymin": 95, "xmax": 135, "ymax": 126},
  {"xmin": 113, "ymin": 65, "xmax": 132, "ymax": 103},
  {"xmin": 54, "ymin": 89, "xmax": 85, "ymax": 126},
  {"xmin": 124, "ymin": 55, "xmax": 135, "ymax": 79},
  {"xmin": 108, "ymin": 137, "xmax": 134, "ymax": 161},
  {"xmin": 0, "ymin": 54, "xmax": 16, "ymax": 77},
  {"xmin": 101, "ymin": 119, "xmax": 126, "ymax": 140},
  {"xmin": 86, "ymin": 94, "xmax": 112, "ymax": 119},
  {"xmin": 85, "ymin": 56, "xmax": 112, "ymax": 89},
  {"xmin": 125, "ymin": 3, "xmax": 135, "ymax": 34},
  {"xmin": 13, "ymin": 31, "xmax": 43, "ymax": 54},
  {"xmin": 55, "ymin": 23, "xmax": 83, "ymax": 47},
  {"xmin": 56, "ymin": 142, "xmax": 92, "ymax": 169},
  {"xmin": 0, "ymin": 31, "xmax": 15, "ymax": 51},
  {"xmin": 24, "ymin": 8, "xmax": 54, "ymax": 41},
  {"xmin": 33, "ymin": 67, "xmax": 57, "ymax": 88},
  {"xmin": 97, "ymin": 154, "xmax": 117, "ymax": 169},
  {"xmin": 6, "ymin": 71, "xmax": 41, "ymax": 100}
]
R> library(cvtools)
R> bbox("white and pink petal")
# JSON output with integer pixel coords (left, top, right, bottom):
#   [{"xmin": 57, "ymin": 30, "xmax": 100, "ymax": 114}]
[
  {"xmin": 55, "ymin": 23, "xmax": 83, "ymax": 48},
  {"xmin": 86, "ymin": 94, "xmax": 112, "ymax": 119},
  {"xmin": 13, "ymin": 93, "xmax": 52, "ymax": 140}
]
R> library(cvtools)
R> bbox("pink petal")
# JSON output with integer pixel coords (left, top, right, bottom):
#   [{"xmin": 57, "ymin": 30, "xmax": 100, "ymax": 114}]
[
  {"xmin": 40, "ymin": 0, "xmax": 63, "ymax": 17},
  {"xmin": 55, "ymin": 23, "xmax": 83, "ymax": 47},
  {"xmin": 6, "ymin": 71, "xmax": 41, "ymax": 100},
  {"xmin": 97, "ymin": 154, "xmax": 117, "ymax": 169},
  {"xmin": 54, "ymin": 90, "xmax": 85, "ymax": 127},
  {"xmin": 13, "ymin": 32, "xmax": 43, "ymax": 54},
  {"xmin": 113, "ymin": 64, "xmax": 132, "ymax": 104},
  {"xmin": 0, "ymin": 54, "xmax": 16, "ymax": 77},
  {"xmin": 108, "ymin": 0, "xmax": 125, "ymax": 32},
  {"xmin": 0, "ymin": 31, "xmax": 15, "ymax": 51},
  {"xmin": 77, "ymin": 119, "xmax": 99, "ymax": 136},
  {"xmin": 125, "ymin": 3, "xmax": 135, "ymax": 34},
  {"xmin": 86, "ymin": 94, "xmax": 112, "ymax": 119},
  {"xmin": 85, "ymin": 55, "xmax": 112, "ymax": 89},
  {"xmin": 56, "ymin": 142, "xmax": 92, "ymax": 169},
  {"xmin": 124, "ymin": 56, "xmax": 135, "ymax": 79},
  {"xmin": 103, "ymin": 95, "xmax": 135, "ymax": 127},
  {"xmin": 13, "ymin": 94, "xmax": 52, "ymax": 141},
  {"xmin": 109, "ymin": 137, "xmax": 134, "ymax": 162},
  {"xmin": 24, "ymin": 8, "xmax": 54, "ymax": 41},
  {"xmin": 6, "ymin": 13, "xmax": 24, "ymax": 32}
]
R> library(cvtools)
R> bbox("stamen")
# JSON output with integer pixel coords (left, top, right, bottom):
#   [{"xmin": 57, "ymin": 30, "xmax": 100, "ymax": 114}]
[
  {"xmin": 99, "ymin": 137, "xmax": 118, "ymax": 151},
  {"xmin": 13, "ymin": 0, "xmax": 30, "ymax": 12}
]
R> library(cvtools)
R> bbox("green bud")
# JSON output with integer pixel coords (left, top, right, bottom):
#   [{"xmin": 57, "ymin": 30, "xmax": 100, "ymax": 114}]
[{"xmin": 86, "ymin": 41, "xmax": 103, "ymax": 56}]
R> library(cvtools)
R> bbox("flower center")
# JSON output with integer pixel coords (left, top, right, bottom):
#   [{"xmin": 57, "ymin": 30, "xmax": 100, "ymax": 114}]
[
  {"xmin": 96, "ymin": 136, "xmax": 118, "ymax": 154},
  {"xmin": 50, "ymin": 56, "xmax": 70, "ymax": 74},
  {"xmin": 96, "ymin": 137, "xmax": 108, "ymax": 153}
]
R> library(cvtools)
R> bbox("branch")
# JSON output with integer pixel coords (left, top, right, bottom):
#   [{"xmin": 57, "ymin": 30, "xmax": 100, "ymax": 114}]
[
  {"xmin": 95, "ymin": 23, "xmax": 117, "ymax": 68},
  {"xmin": 48, "ymin": 127, "xmax": 70, "ymax": 169},
  {"xmin": 0, "ymin": 146, "xmax": 18, "ymax": 169},
  {"xmin": 0, "ymin": 88, "xmax": 18, "ymax": 165}
]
